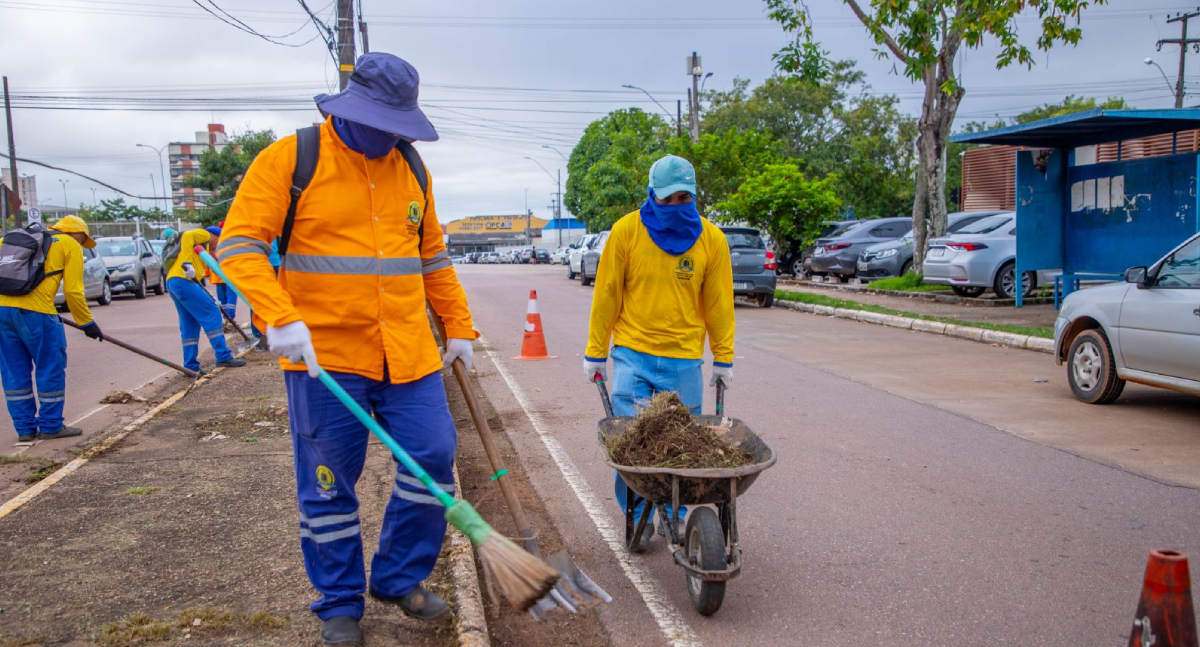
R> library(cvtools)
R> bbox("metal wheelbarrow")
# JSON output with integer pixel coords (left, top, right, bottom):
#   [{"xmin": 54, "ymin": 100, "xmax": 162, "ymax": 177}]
[{"xmin": 594, "ymin": 379, "xmax": 776, "ymax": 616}]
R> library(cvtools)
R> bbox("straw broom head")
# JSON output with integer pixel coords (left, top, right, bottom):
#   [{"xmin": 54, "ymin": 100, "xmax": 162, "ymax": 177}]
[{"xmin": 446, "ymin": 500, "xmax": 559, "ymax": 611}]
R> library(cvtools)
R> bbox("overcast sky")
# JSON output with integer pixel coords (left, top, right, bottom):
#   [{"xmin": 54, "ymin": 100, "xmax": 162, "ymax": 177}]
[{"xmin": 2, "ymin": 0, "xmax": 1195, "ymax": 224}]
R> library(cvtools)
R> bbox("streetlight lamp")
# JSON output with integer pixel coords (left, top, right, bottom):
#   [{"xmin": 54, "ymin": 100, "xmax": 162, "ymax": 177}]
[
  {"xmin": 58, "ymin": 178, "xmax": 69, "ymax": 211},
  {"xmin": 137, "ymin": 143, "xmax": 170, "ymax": 214},
  {"xmin": 621, "ymin": 84, "xmax": 678, "ymax": 127},
  {"xmin": 1144, "ymin": 57, "xmax": 1178, "ymax": 105},
  {"xmin": 542, "ymin": 144, "xmax": 569, "ymax": 162},
  {"xmin": 700, "ymin": 72, "xmax": 714, "ymax": 95},
  {"xmin": 525, "ymin": 156, "xmax": 564, "ymax": 247}
]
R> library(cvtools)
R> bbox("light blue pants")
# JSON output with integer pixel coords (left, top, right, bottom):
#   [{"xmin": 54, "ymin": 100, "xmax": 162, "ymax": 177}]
[
  {"xmin": 167, "ymin": 278, "xmax": 232, "ymax": 372},
  {"xmin": 285, "ymin": 369, "xmax": 457, "ymax": 621},
  {"xmin": 0, "ymin": 307, "xmax": 67, "ymax": 436},
  {"xmin": 610, "ymin": 345, "xmax": 702, "ymax": 525},
  {"xmin": 215, "ymin": 282, "xmax": 237, "ymax": 319}
]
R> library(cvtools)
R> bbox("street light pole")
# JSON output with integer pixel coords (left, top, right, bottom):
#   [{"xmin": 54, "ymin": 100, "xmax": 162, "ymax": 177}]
[
  {"xmin": 137, "ymin": 143, "xmax": 170, "ymax": 214},
  {"xmin": 1144, "ymin": 58, "xmax": 1178, "ymax": 101},
  {"xmin": 621, "ymin": 84, "xmax": 677, "ymax": 127},
  {"xmin": 58, "ymin": 178, "xmax": 69, "ymax": 211},
  {"xmin": 90, "ymin": 188, "xmax": 97, "ymax": 206}
]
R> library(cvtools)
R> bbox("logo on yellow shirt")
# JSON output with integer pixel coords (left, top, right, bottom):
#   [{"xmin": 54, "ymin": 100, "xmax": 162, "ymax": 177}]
[
  {"xmin": 407, "ymin": 201, "xmax": 423, "ymax": 224},
  {"xmin": 674, "ymin": 255, "xmax": 696, "ymax": 281}
]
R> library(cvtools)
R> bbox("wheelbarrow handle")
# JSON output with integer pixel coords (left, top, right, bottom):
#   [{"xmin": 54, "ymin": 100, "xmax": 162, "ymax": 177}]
[
  {"xmin": 595, "ymin": 375, "xmax": 614, "ymax": 418},
  {"xmin": 715, "ymin": 379, "xmax": 726, "ymax": 417}
]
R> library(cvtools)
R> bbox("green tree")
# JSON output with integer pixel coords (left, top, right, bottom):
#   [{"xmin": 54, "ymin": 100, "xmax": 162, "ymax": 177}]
[
  {"xmin": 766, "ymin": 0, "xmax": 1110, "ymax": 271},
  {"xmin": 1014, "ymin": 95, "xmax": 1127, "ymax": 124},
  {"xmin": 184, "ymin": 129, "xmax": 276, "ymax": 225},
  {"xmin": 564, "ymin": 109, "xmax": 671, "ymax": 232},
  {"xmin": 714, "ymin": 163, "xmax": 842, "ymax": 249},
  {"xmin": 667, "ymin": 128, "xmax": 784, "ymax": 217},
  {"xmin": 78, "ymin": 197, "xmax": 164, "ymax": 222}
]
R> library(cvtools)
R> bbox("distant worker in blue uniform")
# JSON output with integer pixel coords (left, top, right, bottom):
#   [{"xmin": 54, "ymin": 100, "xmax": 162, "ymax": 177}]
[{"xmin": 165, "ymin": 227, "xmax": 246, "ymax": 374}]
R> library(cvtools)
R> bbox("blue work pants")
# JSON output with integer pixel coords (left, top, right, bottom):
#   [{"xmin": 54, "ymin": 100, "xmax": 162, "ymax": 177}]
[
  {"xmin": 167, "ymin": 278, "xmax": 232, "ymax": 371},
  {"xmin": 610, "ymin": 345, "xmax": 702, "ymax": 525},
  {"xmin": 215, "ymin": 282, "xmax": 237, "ymax": 319},
  {"xmin": 285, "ymin": 369, "xmax": 457, "ymax": 621},
  {"xmin": 0, "ymin": 307, "xmax": 67, "ymax": 436}
]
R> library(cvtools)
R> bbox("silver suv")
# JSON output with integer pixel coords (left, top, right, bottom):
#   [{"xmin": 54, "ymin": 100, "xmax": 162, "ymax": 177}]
[
  {"xmin": 93, "ymin": 236, "xmax": 165, "ymax": 299},
  {"xmin": 1055, "ymin": 232, "xmax": 1200, "ymax": 403}
]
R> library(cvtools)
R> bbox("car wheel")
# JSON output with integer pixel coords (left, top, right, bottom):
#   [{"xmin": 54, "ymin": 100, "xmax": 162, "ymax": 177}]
[
  {"xmin": 134, "ymin": 273, "xmax": 147, "ymax": 299},
  {"xmin": 836, "ymin": 274, "xmax": 850, "ymax": 283},
  {"xmin": 900, "ymin": 260, "xmax": 913, "ymax": 276},
  {"xmin": 757, "ymin": 293, "xmax": 775, "ymax": 308},
  {"xmin": 96, "ymin": 280, "xmax": 112, "ymax": 306},
  {"xmin": 152, "ymin": 271, "xmax": 165, "ymax": 295},
  {"xmin": 581, "ymin": 265, "xmax": 593, "ymax": 286},
  {"xmin": 1067, "ymin": 329, "xmax": 1126, "ymax": 404},
  {"xmin": 790, "ymin": 256, "xmax": 807, "ymax": 278},
  {"xmin": 951, "ymin": 286, "xmax": 986, "ymax": 298},
  {"xmin": 993, "ymin": 261, "xmax": 1034, "ymax": 299},
  {"xmin": 567, "ymin": 264, "xmax": 576, "ymax": 280}
]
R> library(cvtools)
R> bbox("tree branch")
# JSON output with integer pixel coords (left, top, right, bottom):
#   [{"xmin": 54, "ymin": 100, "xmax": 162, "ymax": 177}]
[{"xmin": 843, "ymin": 0, "xmax": 911, "ymax": 64}]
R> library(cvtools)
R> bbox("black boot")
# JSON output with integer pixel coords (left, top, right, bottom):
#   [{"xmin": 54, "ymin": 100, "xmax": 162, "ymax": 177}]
[
  {"xmin": 370, "ymin": 585, "xmax": 452, "ymax": 623},
  {"xmin": 38, "ymin": 425, "xmax": 83, "ymax": 440},
  {"xmin": 320, "ymin": 616, "xmax": 362, "ymax": 646}
]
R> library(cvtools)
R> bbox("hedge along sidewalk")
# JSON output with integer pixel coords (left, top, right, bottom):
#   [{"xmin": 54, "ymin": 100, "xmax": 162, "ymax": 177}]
[{"xmin": 773, "ymin": 290, "xmax": 1056, "ymax": 354}]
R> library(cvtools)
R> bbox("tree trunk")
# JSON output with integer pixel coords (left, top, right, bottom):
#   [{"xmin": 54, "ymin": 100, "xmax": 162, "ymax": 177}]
[{"xmin": 910, "ymin": 62, "xmax": 963, "ymax": 275}]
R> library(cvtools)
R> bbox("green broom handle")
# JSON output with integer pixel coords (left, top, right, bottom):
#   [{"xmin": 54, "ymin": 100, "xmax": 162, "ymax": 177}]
[{"xmin": 194, "ymin": 245, "xmax": 457, "ymax": 509}]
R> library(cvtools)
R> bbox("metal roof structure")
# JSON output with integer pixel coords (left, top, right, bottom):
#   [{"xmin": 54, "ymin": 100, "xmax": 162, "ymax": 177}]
[{"xmin": 950, "ymin": 109, "xmax": 1200, "ymax": 148}]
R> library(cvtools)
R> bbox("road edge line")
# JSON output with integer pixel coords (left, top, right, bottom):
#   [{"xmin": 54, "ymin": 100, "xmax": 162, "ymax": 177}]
[
  {"xmin": 0, "ymin": 342, "xmax": 252, "ymax": 522},
  {"xmin": 773, "ymin": 299, "xmax": 1055, "ymax": 354},
  {"xmin": 477, "ymin": 335, "xmax": 702, "ymax": 647},
  {"xmin": 449, "ymin": 463, "xmax": 490, "ymax": 647}
]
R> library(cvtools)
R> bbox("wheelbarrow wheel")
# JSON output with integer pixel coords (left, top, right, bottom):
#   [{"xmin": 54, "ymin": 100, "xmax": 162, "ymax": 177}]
[{"xmin": 685, "ymin": 507, "xmax": 727, "ymax": 616}]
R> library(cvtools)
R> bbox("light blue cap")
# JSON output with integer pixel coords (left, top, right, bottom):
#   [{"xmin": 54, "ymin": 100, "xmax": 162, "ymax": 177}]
[{"xmin": 649, "ymin": 154, "xmax": 696, "ymax": 198}]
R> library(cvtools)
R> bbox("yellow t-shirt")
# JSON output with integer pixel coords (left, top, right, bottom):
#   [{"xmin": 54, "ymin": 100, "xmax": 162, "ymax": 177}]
[
  {"xmin": 167, "ymin": 229, "xmax": 212, "ymax": 281},
  {"xmin": 585, "ymin": 211, "xmax": 735, "ymax": 364},
  {"xmin": 0, "ymin": 232, "xmax": 94, "ymax": 326}
]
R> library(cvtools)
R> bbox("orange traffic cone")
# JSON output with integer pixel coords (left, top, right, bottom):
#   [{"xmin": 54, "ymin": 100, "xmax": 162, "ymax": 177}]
[
  {"xmin": 1128, "ymin": 549, "xmax": 1198, "ymax": 647},
  {"xmin": 514, "ymin": 290, "xmax": 557, "ymax": 360}
]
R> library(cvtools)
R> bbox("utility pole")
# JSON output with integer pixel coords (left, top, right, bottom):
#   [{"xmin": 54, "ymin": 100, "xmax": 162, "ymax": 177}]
[
  {"xmin": 3, "ymin": 76, "xmax": 20, "ymax": 227},
  {"xmin": 336, "ymin": 0, "xmax": 356, "ymax": 91},
  {"xmin": 358, "ymin": 3, "xmax": 370, "ymax": 54},
  {"xmin": 677, "ymin": 100, "xmax": 683, "ymax": 138},
  {"xmin": 1158, "ymin": 10, "xmax": 1200, "ymax": 108},
  {"xmin": 687, "ymin": 52, "xmax": 702, "ymax": 142},
  {"xmin": 556, "ymin": 168, "xmax": 563, "ymax": 247}
]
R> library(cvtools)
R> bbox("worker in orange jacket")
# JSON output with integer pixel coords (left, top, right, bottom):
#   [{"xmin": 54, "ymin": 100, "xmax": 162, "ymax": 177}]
[{"xmin": 219, "ymin": 53, "xmax": 475, "ymax": 647}]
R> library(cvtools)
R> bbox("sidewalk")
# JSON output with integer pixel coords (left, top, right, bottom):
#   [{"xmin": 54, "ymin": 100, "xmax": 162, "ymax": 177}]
[
  {"xmin": 0, "ymin": 352, "xmax": 459, "ymax": 647},
  {"xmin": 778, "ymin": 281, "xmax": 1058, "ymax": 329}
]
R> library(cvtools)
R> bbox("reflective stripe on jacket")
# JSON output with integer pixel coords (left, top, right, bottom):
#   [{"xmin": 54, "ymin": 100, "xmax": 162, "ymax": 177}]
[
  {"xmin": 0, "ymin": 233, "xmax": 94, "ymax": 326},
  {"xmin": 219, "ymin": 118, "xmax": 475, "ymax": 383}
]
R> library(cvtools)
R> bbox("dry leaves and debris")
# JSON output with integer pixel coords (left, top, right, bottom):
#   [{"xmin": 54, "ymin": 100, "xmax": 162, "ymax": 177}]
[
  {"xmin": 100, "ymin": 391, "xmax": 147, "ymax": 404},
  {"xmin": 604, "ymin": 391, "xmax": 753, "ymax": 469}
]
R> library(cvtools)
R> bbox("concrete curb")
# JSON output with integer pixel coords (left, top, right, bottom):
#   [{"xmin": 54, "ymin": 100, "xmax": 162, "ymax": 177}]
[
  {"xmin": 449, "ymin": 463, "xmax": 490, "ymax": 647},
  {"xmin": 778, "ymin": 278, "xmax": 1057, "ymax": 307},
  {"xmin": 773, "ymin": 299, "xmax": 1053, "ymax": 354}
]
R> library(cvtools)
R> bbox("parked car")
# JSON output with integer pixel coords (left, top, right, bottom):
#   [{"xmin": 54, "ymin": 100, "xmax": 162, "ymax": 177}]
[
  {"xmin": 534, "ymin": 249, "xmax": 551, "ymax": 264},
  {"xmin": 517, "ymin": 248, "xmax": 534, "ymax": 264},
  {"xmin": 55, "ymin": 244, "xmax": 112, "ymax": 307},
  {"xmin": 778, "ymin": 220, "xmax": 861, "ymax": 278},
  {"xmin": 856, "ymin": 211, "xmax": 1006, "ymax": 280},
  {"xmin": 579, "ymin": 231, "xmax": 611, "ymax": 286},
  {"xmin": 1055, "ymin": 231, "xmax": 1200, "ymax": 404},
  {"xmin": 921, "ymin": 212, "xmax": 1054, "ymax": 299},
  {"xmin": 568, "ymin": 234, "xmax": 597, "ymax": 280},
  {"xmin": 809, "ymin": 217, "xmax": 912, "ymax": 281},
  {"xmin": 721, "ymin": 227, "xmax": 777, "ymax": 307},
  {"xmin": 481, "ymin": 252, "xmax": 500, "ymax": 264},
  {"xmin": 550, "ymin": 247, "xmax": 570, "ymax": 264},
  {"xmin": 149, "ymin": 238, "xmax": 167, "ymax": 259},
  {"xmin": 93, "ymin": 236, "xmax": 165, "ymax": 299}
]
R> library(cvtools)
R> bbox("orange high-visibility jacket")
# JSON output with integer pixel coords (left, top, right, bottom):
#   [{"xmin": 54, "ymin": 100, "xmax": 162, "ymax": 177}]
[{"xmin": 218, "ymin": 119, "xmax": 476, "ymax": 383}]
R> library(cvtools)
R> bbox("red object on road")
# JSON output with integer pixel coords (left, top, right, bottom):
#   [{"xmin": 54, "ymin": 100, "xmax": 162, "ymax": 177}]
[
  {"xmin": 513, "ymin": 289, "xmax": 556, "ymax": 360},
  {"xmin": 1128, "ymin": 549, "xmax": 1198, "ymax": 647}
]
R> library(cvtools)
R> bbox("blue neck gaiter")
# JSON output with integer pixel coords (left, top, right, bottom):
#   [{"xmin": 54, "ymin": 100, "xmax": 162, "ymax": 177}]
[
  {"xmin": 639, "ymin": 188, "xmax": 702, "ymax": 255},
  {"xmin": 333, "ymin": 117, "xmax": 402, "ymax": 159}
]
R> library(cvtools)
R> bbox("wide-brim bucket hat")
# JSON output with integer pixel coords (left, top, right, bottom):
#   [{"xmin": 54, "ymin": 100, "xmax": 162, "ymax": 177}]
[
  {"xmin": 315, "ymin": 52, "xmax": 439, "ymax": 142},
  {"xmin": 49, "ymin": 215, "xmax": 96, "ymax": 249}
]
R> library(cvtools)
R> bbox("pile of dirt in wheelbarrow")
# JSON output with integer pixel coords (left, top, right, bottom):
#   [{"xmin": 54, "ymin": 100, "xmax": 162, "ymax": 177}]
[{"xmin": 604, "ymin": 391, "xmax": 754, "ymax": 469}]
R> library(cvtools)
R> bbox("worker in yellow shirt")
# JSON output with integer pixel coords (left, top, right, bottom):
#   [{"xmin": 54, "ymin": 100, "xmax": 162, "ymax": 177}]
[
  {"xmin": 218, "ymin": 53, "xmax": 476, "ymax": 646},
  {"xmin": 583, "ymin": 154, "xmax": 735, "ymax": 550},
  {"xmin": 165, "ymin": 227, "xmax": 246, "ymax": 373},
  {"xmin": 0, "ymin": 216, "xmax": 102, "ymax": 442}
]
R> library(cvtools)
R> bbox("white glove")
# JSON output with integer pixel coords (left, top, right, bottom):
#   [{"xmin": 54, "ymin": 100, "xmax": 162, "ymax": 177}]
[
  {"xmin": 442, "ymin": 338, "xmax": 474, "ymax": 372},
  {"xmin": 584, "ymin": 358, "xmax": 607, "ymax": 384},
  {"xmin": 183, "ymin": 263, "xmax": 196, "ymax": 280},
  {"xmin": 267, "ymin": 321, "xmax": 320, "ymax": 378},
  {"xmin": 710, "ymin": 365, "xmax": 733, "ymax": 388}
]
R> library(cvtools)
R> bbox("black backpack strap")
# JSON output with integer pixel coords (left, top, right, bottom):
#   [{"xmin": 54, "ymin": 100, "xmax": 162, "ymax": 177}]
[
  {"xmin": 279, "ymin": 126, "xmax": 321, "ymax": 258},
  {"xmin": 396, "ymin": 140, "xmax": 430, "ymax": 249}
]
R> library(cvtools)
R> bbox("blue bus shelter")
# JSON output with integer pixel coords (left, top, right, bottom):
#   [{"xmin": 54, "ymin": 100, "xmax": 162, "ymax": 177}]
[{"xmin": 952, "ymin": 109, "xmax": 1200, "ymax": 306}]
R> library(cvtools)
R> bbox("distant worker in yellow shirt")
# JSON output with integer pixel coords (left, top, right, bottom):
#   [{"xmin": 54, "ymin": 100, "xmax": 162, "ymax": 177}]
[{"xmin": 583, "ymin": 154, "xmax": 735, "ymax": 549}]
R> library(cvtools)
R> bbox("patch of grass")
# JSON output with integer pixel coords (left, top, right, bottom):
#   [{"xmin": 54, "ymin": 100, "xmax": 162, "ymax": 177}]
[
  {"xmin": 243, "ymin": 395, "xmax": 270, "ymax": 402},
  {"xmin": 0, "ymin": 454, "xmax": 32, "ymax": 465},
  {"xmin": 245, "ymin": 611, "xmax": 286, "ymax": 630},
  {"xmin": 90, "ymin": 608, "xmax": 270, "ymax": 647},
  {"xmin": 774, "ymin": 290, "xmax": 1054, "ymax": 339},
  {"xmin": 126, "ymin": 486, "xmax": 161, "ymax": 495},
  {"xmin": 243, "ymin": 435, "xmax": 259, "ymax": 443},
  {"xmin": 23, "ymin": 462, "xmax": 62, "ymax": 484},
  {"xmin": 94, "ymin": 613, "xmax": 174, "ymax": 646},
  {"xmin": 175, "ymin": 607, "xmax": 234, "ymax": 631},
  {"xmin": 867, "ymin": 272, "xmax": 950, "ymax": 293}
]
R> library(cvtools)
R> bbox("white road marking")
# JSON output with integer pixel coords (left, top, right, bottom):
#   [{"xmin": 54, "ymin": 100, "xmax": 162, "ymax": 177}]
[{"xmin": 478, "ymin": 335, "xmax": 701, "ymax": 647}]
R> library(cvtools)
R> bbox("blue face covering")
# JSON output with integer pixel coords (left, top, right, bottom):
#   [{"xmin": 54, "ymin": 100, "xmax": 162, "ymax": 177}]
[
  {"xmin": 333, "ymin": 117, "xmax": 402, "ymax": 159},
  {"xmin": 639, "ymin": 188, "xmax": 702, "ymax": 255}
]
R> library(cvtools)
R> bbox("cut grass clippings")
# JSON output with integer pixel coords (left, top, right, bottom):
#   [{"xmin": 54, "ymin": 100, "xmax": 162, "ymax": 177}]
[
  {"xmin": 93, "ymin": 608, "xmax": 280, "ymax": 647},
  {"xmin": 605, "ymin": 391, "xmax": 754, "ymax": 469},
  {"xmin": 126, "ymin": 487, "xmax": 161, "ymax": 496},
  {"xmin": 867, "ymin": 272, "xmax": 950, "ymax": 293},
  {"xmin": 774, "ymin": 290, "xmax": 1054, "ymax": 339}
]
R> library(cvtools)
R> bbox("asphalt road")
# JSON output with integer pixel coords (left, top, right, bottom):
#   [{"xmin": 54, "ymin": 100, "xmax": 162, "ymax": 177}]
[
  {"xmin": 0, "ymin": 288, "xmax": 250, "ymax": 457},
  {"xmin": 457, "ymin": 263, "xmax": 1200, "ymax": 647}
]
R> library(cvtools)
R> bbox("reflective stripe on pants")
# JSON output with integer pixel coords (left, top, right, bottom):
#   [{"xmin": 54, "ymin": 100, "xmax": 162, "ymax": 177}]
[{"xmin": 0, "ymin": 306, "xmax": 68, "ymax": 435}]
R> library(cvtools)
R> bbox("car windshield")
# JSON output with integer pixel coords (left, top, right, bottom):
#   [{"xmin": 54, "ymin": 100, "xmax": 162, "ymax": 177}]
[
  {"xmin": 724, "ymin": 231, "xmax": 765, "ymax": 249},
  {"xmin": 827, "ymin": 221, "xmax": 864, "ymax": 238},
  {"xmin": 96, "ymin": 240, "xmax": 138, "ymax": 257},
  {"xmin": 956, "ymin": 215, "xmax": 1012, "ymax": 235}
]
